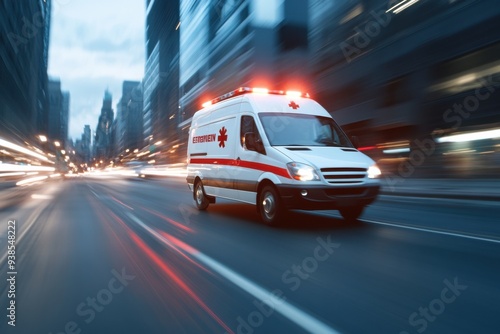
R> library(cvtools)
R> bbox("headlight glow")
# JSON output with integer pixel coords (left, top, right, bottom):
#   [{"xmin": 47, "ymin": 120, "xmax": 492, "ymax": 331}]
[
  {"xmin": 368, "ymin": 165, "xmax": 382, "ymax": 178},
  {"xmin": 286, "ymin": 162, "xmax": 320, "ymax": 181}
]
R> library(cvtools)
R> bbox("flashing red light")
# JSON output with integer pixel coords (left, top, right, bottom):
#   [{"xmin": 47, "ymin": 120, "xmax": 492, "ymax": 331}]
[
  {"xmin": 252, "ymin": 87, "xmax": 269, "ymax": 94},
  {"xmin": 286, "ymin": 90, "xmax": 302, "ymax": 97},
  {"xmin": 199, "ymin": 87, "xmax": 311, "ymax": 110}
]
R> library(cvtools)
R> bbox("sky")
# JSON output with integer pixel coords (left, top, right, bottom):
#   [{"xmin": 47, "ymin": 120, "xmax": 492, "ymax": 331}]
[
  {"xmin": 48, "ymin": 0, "xmax": 145, "ymax": 141},
  {"xmin": 47, "ymin": 0, "xmax": 282, "ymax": 142}
]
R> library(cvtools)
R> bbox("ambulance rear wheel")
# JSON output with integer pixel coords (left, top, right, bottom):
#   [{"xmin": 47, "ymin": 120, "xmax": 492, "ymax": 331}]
[
  {"xmin": 194, "ymin": 180, "xmax": 209, "ymax": 210},
  {"xmin": 258, "ymin": 185, "xmax": 283, "ymax": 226}
]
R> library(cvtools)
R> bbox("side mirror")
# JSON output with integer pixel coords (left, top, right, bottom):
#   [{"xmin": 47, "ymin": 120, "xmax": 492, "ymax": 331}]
[
  {"xmin": 244, "ymin": 132, "xmax": 265, "ymax": 154},
  {"xmin": 351, "ymin": 135, "xmax": 359, "ymax": 149}
]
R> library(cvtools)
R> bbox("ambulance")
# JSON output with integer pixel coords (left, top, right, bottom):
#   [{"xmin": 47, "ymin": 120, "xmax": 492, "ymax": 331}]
[{"xmin": 186, "ymin": 87, "xmax": 381, "ymax": 225}]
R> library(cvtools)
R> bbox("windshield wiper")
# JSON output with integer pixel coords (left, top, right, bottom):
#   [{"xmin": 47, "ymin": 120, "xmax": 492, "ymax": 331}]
[{"xmin": 315, "ymin": 138, "xmax": 342, "ymax": 146}]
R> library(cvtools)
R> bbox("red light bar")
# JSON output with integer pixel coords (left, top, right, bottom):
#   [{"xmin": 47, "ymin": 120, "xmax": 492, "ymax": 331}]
[
  {"xmin": 286, "ymin": 90, "xmax": 302, "ymax": 97},
  {"xmin": 252, "ymin": 87, "xmax": 269, "ymax": 94},
  {"xmin": 201, "ymin": 87, "xmax": 310, "ymax": 108}
]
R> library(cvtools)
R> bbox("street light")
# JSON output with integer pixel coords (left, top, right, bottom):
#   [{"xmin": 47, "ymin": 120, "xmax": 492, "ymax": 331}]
[
  {"xmin": 54, "ymin": 141, "xmax": 61, "ymax": 147},
  {"xmin": 38, "ymin": 135, "xmax": 47, "ymax": 142}
]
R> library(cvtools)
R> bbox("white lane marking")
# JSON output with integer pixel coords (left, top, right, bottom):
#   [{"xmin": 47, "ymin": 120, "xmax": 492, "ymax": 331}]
[
  {"xmin": 0, "ymin": 203, "xmax": 47, "ymax": 267},
  {"xmin": 87, "ymin": 184, "xmax": 100, "ymax": 198},
  {"xmin": 379, "ymin": 194, "xmax": 500, "ymax": 207},
  {"xmin": 88, "ymin": 187, "xmax": 134, "ymax": 210},
  {"xmin": 360, "ymin": 217, "xmax": 500, "ymax": 244},
  {"xmin": 89, "ymin": 189, "xmax": 100, "ymax": 199},
  {"xmin": 126, "ymin": 212, "xmax": 341, "ymax": 334},
  {"xmin": 316, "ymin": 211, "xmax": 500, "ymax": 244},
  {"xmin": 31, "ymin": 194, "xmax": 53, "ymax": 200}
]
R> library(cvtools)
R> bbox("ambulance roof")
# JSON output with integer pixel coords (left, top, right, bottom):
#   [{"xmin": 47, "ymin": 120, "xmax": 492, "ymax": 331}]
[{"xmin": 193, "ymin": 87, "xmax": 330, "ymax": 122}]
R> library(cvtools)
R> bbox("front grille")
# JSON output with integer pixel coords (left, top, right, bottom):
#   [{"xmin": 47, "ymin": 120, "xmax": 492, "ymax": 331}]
[
  {"xmin": 320, "ymin": 167, "xmax": 367, "ymax": 184},
  {"xmin": 325, "ymin": 187, "xmax": 368, "ymax": 196}
]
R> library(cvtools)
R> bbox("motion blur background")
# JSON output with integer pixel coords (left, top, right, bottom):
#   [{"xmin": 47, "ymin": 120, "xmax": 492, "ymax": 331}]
[
  {"xmin": 1, "ymin": 2, "xmax": 500, "ymax": 334},
  {"xmin": 1, "ymin": 0, "xmax": 500, "ymax": 184}
]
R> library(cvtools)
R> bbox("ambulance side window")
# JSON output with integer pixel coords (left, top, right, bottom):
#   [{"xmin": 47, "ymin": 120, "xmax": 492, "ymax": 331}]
[
  {"xmin": 240, "ymin": 116, "xmax": 263, "ymax": 151},
  {"xmin": 241, "ymin": 116, "xmax": 256, "ymax": 145}
]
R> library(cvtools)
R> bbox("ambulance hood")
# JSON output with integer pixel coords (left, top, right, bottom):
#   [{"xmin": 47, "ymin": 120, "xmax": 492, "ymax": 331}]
[{"xmin": 273, "ymin": 146, "xmax": 375, "ymax": 170}]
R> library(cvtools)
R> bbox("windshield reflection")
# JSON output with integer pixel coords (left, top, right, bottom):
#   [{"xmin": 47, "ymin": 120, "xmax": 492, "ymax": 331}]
[{"xmin": 259, "ymin": 113, "xmax": 353, "ymax": 148}]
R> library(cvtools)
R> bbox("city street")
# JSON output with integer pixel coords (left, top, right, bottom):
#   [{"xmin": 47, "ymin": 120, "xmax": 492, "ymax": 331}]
[
  {"xmin": 2, "ymin": 1, "xmax": 500, "ymax": 333},
  {"xmin": 1, "ymin": 176, "xmax": 499, "ymax": 334}
]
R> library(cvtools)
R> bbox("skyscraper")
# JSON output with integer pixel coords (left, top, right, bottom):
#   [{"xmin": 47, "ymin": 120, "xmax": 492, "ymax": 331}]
[
  {"xmin": 82, "ymin": 125, "xmax": 91, "ymax": 162},
  {"xmin": 94, "ymin": 90, "xmax": 114, "ymax": 162},
  {"xmin": 116, "ymin": 81, "xmax": 143, "ymax": 155},
  {"xmin": 61, "ymin": 91, "xmax": 70, "ymax": 145},
  {"xmin": 0, "ymin": 0, "xmax": 51, "ymax": 144},
  {"xmin": 175, "ymin": 0, "xmax": 310, "ymax": 160},
  {"xmin": 47, "ymin": 79, "xmax": 69, "ymax": 147},
  {"xmin": 143, "ymin": 0, "xmax": 180, "ymax": 158}
]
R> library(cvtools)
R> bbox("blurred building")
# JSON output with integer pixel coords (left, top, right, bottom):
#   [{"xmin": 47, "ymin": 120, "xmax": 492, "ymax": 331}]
[
  {"xmin": 116, "ymin": 81, "xmax": 144, "ymax": 156},
  {"xmin": 143, "ymin": 0, "xmax": 180, "ymax": 162},
  {"xmin": 111, "ymin": 118, "xmax": 117, "ymax": 160},
  {"xmin": 82, "ymin": 124, "xmax": 91, "ymax": 162},
  {"xmin": 141, "ymin": 0, "xmax": 310, "ymax": 162},
  {"xmin": 309, "ymin": 0, "xmax": 500, "ymax": 176},
  {"xmin": 0, "ymin": 0, "xmax": 51, "ymax": 144},
  {"xmin": 94, "ymin": 90, "xmax": 114, "ymax": 163},
  {"xmin": 61, "ymin": 91, "xmax": 70, "ymax": 145},
  {"xmin": 174, "ymin": 0, "xmax": 310, "ymax": 161},
  {"xmin": 47, "ymin": 79, "xmax": 69, "ymax": 147}
]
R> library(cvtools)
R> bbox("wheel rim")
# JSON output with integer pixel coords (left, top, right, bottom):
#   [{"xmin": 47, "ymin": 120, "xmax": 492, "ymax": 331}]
[
  {"xmin": 196, "ymin": 185, "xmax": 204, "ymax": 205},
  {"xmin": 262, "ymin": 191, "xmax": 275, "ymax": 219}
]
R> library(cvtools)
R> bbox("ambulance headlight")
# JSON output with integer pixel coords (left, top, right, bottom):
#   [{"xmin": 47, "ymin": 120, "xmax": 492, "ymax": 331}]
[
  {"xmin": 287, "ymin": 162, "xmax": 320, "ymax": 181},
  {"xmin": 367, "ymin": 165, "xmax": 382, "ymax": 179}
]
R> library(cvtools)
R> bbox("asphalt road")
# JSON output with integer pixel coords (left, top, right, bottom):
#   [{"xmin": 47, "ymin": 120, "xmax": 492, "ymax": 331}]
[{"xmin": 1, "ymin": 176, "xmax": 499, "ymax": 334}]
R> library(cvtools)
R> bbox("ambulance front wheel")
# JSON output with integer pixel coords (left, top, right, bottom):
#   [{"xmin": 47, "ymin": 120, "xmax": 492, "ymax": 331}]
[
  {"xmin": 258, "ymin": 185, "xmax": 284, "ymax": 226},
  {"xmin": 194, "ymin": 180, "xmax": 210, "ymax": 210},
  {"xmin": 339, "ymin": 206, "xmax": 364, "ymax": 221}
]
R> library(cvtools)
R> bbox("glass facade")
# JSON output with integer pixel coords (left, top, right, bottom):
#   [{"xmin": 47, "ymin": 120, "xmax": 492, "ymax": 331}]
[
  {"xmin": 309, "ymin": 0, "xmax": 500, "ymax": 177},
  {"xmin": 0, "ymin": 0, "xmax": 51, "ymax": 145},
  {"xmin": 143, "ymin": 0, "xmax": 180, "ymax": 163},
  {"xmin": 143, "ymin": 42, "xmax": 160, "ymax": 140},
  {"xmin": 177, "ymin": 0, "xmax": 309, "ymax": 162}
]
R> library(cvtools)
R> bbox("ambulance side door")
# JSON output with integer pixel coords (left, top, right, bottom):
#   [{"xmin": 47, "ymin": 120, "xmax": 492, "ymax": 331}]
[
  {"xmin": 235, "ymin": 114, "xmax": 268, "ymax": 204},
  {"xmin": 203, "ymin": 115, "xmax": 237, "ymax": 199}
]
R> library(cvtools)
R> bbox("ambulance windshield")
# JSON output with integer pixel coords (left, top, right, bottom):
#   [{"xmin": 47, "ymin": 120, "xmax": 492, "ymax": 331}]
[{"xmin": 259, "ymin": 113, "xmax": 353, "ymax": 147}]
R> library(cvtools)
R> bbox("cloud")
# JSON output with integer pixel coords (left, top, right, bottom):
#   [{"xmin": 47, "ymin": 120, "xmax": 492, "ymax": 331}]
[
  {"xmin": 48, "ymin": 0, "xmax": 145, "ymax": 140},
  {"xmin": 60, "ymin": 77, "xmax": 121, "ymax": 144}
]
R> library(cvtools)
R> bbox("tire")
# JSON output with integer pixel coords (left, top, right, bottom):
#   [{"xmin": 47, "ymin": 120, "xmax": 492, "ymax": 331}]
[
  {"xmin": 194, "ymin": 180, "xmax": 210, "ymax": 210},
  {"xmin": 339, "ymin": 206, "xmax": 364, "ymax": 221},
  {"xmin": 258, "ymin": 185, "xmax": 284, "ymax": 226}
]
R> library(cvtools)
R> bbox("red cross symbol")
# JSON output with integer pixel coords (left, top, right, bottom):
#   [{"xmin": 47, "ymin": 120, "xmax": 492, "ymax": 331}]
[
  {"xmin": 288, "ymin": 101, "xmax": 300, "ymax": 109},
  {"xmin": 218, "ymin": 126, "xmax": 228, "ymax": 148}
]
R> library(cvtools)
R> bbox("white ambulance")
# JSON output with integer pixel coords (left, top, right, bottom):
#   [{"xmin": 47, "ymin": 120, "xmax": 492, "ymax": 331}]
[{"xmin": 186, "ymin": 87, "xmax": 381, "ymax": 225}]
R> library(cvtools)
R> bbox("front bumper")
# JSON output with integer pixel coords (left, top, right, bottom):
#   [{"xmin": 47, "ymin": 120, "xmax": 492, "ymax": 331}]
[{"xmin": 276, "ymin": 183, "xmax": 380, "ymax": 210}]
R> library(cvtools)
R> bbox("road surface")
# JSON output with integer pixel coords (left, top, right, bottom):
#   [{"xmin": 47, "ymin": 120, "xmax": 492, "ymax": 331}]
[{"xmin": 1, "ymin": 175, "xmax": 499, "ymax": 334}]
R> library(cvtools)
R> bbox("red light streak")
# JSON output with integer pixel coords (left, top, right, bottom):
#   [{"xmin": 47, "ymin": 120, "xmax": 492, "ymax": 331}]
[
  {"xmin": 129, "ymin": 233, "xmax": 234, "ymax": 334},
  {"xmin": 140, "ymin": 207, "xmax": 193, "ymax": 233}
]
